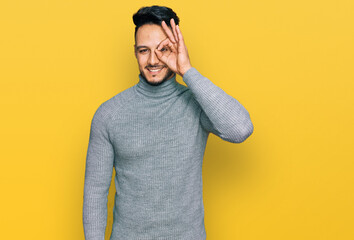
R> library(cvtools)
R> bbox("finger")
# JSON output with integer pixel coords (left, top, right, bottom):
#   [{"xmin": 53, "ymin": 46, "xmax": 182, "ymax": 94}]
[
  {"xmin": 176, "ymin": 25, "xmax": 184, "ymax": 44},
  {"xmin": 170, "ymin": 18, "xmax": 178, "ymax": 43},
  {"xmin": 157, "ymin": 38, "xmax": 177, "ymax": 53},
  {"xmin": 176, "ymin": 25, "xmax": 187, "ymax": 52},
  {"xmin": 154, "ymin": 48, "xmax": 170, "ymax": 64},
  {"xmin": 154, "ymin": 48, "xmax": 163, "ymax": 60},
  {"xmin": 157, "ymin": 38, "xmax": 169, "ymax": 50},
  {"xmin": 161, "ymin": 20, "xmax": 177, "ymax": 44}
]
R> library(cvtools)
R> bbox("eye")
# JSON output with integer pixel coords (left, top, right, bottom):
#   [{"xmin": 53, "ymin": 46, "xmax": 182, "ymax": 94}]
[
  {"xmin": 161, "ymin": 47, "xmax": 168, "ymax": 52},
  {"xmin": 138, "ymin": 49, "xmax": 148, "ymax": 54}
]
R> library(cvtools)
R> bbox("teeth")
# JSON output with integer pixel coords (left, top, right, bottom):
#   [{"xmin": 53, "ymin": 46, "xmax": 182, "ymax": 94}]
[{"xmin": 148, "ymin": 67, "xmax": 163, "ymax": 72}]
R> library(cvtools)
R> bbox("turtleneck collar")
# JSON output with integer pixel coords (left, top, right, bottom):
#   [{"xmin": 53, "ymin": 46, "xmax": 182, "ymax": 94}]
[{"xmin": 135, "ymin": 73, "xmax": 181, "ymax": 98}]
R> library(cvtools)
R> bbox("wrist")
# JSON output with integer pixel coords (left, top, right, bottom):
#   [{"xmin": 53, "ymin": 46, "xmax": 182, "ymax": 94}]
[{"xmin": 180, "ymin": 65, "xmax": 192, "ymax": 76}]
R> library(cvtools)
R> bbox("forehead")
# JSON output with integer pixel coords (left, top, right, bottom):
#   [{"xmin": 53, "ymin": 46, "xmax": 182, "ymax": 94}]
[{"xmin": 135, "ymin": 24, "xmax": 168, "ymax": 47}]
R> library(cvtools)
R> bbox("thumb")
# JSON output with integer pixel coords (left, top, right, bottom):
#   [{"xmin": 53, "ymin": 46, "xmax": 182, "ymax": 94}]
[
  {"xmin": 155, "ymin": 49, "xmax": 166, "ymax": 63},
  {"xmin": 154, "ymin": 49, "xmax": 162, "ymax": 59}
]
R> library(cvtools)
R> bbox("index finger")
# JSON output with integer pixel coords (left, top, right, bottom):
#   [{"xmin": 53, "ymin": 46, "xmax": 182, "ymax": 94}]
[
  {"xmin": 157, "ymin": 37, "xmax": 177, "ymax": 53},
  {"xmin": 161, "ymin": 20, "xmax": 177, "ymax": 44}
]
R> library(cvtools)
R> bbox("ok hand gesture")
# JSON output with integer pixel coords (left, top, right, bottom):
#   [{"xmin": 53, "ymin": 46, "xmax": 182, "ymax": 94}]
[{"xmin": 155, "ymin": 18, "xmax": 192, "ymax": 77}]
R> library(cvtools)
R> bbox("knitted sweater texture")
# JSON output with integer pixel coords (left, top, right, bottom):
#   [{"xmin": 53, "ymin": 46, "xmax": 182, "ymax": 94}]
[{"xmin": 83, "ymin": 67, "xmax": 254, "ymax": 240}]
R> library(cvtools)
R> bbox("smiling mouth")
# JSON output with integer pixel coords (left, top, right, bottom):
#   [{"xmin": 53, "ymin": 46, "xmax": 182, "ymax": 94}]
[{"xmin": 147, "ymin": 66, "xmax": 165, "ymax": 73}]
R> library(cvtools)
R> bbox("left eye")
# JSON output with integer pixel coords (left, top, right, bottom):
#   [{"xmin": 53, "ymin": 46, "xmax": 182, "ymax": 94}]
[{"xmin": 161, "ymin": 48, "xmax": 168, "ymax": 52}]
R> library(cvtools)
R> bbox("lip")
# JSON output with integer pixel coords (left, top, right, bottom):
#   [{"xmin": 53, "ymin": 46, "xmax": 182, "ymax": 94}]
[{"xmin": 146, "ymin": 66, "xmax": 165, "ymax": 75}]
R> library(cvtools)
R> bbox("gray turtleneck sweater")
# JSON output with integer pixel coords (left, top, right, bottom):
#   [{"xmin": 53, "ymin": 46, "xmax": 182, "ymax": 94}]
[{"xmin": 83, "ymin": 67, "xmax": 253, "ymax": 240}]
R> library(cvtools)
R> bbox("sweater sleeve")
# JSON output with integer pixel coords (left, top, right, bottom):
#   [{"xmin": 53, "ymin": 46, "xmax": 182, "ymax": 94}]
[
  {"xmin": 183, "ymin": 67, "xmax": 254, "ymax": 143},
  {"xmin": 83, "ymin": 103, "xmax": 114, "ymax": 240}
]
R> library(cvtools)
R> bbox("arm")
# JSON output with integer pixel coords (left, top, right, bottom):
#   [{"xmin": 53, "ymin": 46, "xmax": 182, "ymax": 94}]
[
  {"xmin": 83, "ymin": 104, "xmax": 114, "ymax": 240},
  {"xmin": 155, "ymin": 19, "xmax": 253, "ymax": 142},
  {"xmin": 183, "ymin": 67, "xmax": 254, "ymax": 143}
]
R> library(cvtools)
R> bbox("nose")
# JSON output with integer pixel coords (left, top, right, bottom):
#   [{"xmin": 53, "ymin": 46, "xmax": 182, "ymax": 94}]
[{"xmin": 148, "ymin": 49, "xmax": 159, "ymax": 66}]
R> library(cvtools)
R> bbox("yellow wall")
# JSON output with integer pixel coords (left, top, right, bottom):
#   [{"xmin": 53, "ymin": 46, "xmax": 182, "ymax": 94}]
[{"xmin": 1, "ymin": 0, "xmax": 353, "ymax": 239}]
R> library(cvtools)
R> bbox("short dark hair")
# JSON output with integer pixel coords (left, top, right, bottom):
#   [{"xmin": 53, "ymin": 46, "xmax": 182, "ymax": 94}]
[{"xmin": 133, "ymin": 5, "xmax": 180, "ymax": 41}]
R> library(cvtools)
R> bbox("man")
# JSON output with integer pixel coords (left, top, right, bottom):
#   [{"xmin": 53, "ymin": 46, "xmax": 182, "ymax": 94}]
[{"xmin": 83, "ymin": 5, "xmax": 254, "ymax": 240}]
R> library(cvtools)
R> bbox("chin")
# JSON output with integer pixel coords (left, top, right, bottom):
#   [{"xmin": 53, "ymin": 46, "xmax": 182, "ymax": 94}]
[{"xmin": 141, "ymin": 68, "xmax": 174, "ymax": 86}]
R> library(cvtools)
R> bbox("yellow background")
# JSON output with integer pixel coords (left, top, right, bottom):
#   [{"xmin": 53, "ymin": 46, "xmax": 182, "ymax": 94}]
[{"xmin": 1, "ymin": 0, "xmax": 353, "ymax": 239}]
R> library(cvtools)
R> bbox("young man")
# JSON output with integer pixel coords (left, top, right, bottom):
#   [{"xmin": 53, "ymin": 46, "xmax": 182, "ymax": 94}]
[{"xmin": 83, "ymin": 5, "xmax": 254, "ymax": 240}]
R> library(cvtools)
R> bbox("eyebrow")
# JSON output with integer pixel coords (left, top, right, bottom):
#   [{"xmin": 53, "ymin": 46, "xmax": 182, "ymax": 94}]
[{"xmin": 136, "ymin": 45, "xmax": 149, "ymax": 50}]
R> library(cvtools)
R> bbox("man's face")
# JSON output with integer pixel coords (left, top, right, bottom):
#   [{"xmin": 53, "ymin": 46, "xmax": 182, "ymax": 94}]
[{"xmin": 134, "ymin": 24, "xmax": 175, "ymax": 86}]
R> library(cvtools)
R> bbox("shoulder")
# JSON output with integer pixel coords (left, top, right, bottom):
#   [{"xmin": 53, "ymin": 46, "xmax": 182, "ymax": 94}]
[
  {"xmin": 177, "ymin": 82, "xmax": 199, "ymax": 101},
  {"xmin": 91, "ymin": 86, "xmax": 136, "ymax": 125}
]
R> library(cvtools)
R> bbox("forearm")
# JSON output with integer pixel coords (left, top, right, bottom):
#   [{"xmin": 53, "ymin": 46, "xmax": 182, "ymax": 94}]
[
  {"xmin": 83, "ymin": 180, "xmax": 110, "ymax": 240},
  {"xmin": 183, "ymin": 67, "xmax": 254, "ymax": 143}
]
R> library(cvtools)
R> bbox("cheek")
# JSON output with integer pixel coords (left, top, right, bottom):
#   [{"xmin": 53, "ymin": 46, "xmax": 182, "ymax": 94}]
[{"xmin": 137, "ymin": 56, "xmax": 148, "ymax": 67}]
